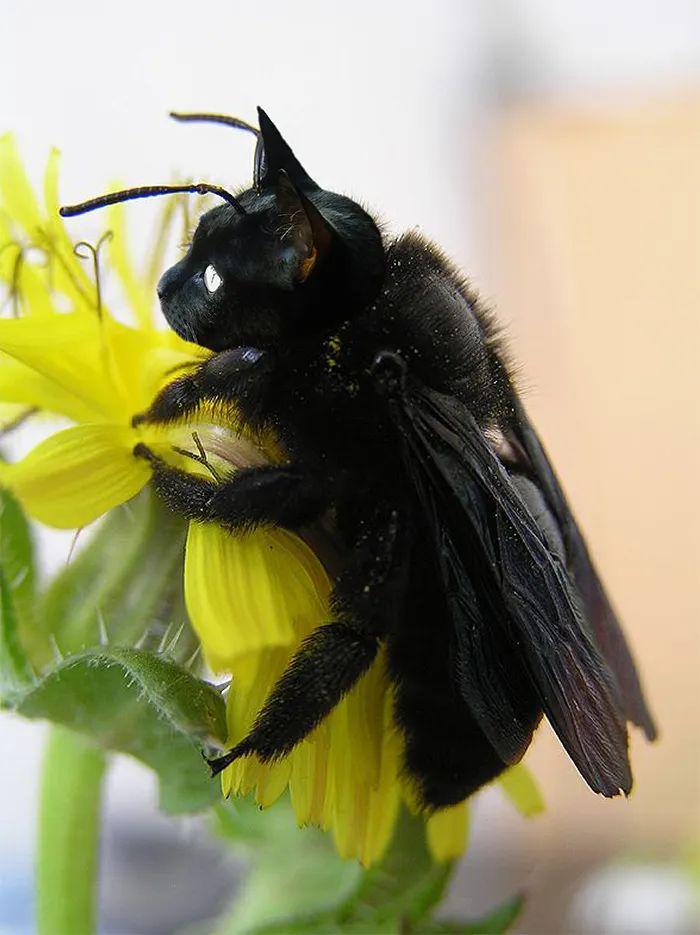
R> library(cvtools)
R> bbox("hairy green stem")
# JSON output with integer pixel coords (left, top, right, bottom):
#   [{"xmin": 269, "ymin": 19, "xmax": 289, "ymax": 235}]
[{"xmin": 36, "ymin": 726, "xmax": 106, "ymax": 935}]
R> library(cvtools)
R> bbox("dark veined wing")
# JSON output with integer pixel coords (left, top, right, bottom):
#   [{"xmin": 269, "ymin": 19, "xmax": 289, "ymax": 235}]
[
  {"xmin": 508, "ymin": 399, "xmax": 657, "ymax": 741},
  {"xmin": 416, "ymin": 461, "xmax": 542, "ymax": 767},
  {"xmin": 381, "ymin": 362, "xmax": 633, "ymax": 797}
]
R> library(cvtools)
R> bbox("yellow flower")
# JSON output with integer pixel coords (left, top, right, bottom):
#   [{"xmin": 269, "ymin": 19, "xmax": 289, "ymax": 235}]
[{"xmin": 0, "ymin": 136, "xmax": 542, "ymax": 866}]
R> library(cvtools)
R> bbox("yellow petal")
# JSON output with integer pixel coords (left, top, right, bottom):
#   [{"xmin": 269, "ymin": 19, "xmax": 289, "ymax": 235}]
[
  {"xmin": 107, "ymin": 199, "xmax": 155, "ymax": 331},
  {"xmin": 0, "ymin": 204, "xmax": 11, "ymax": 255},
  {"xmin": 320, "ymin": 652, "xmax": 399, "ymax": 865},
  {"xmin": 0, "ymin": 423, "xmax": 149, "ymax": 528},
  {"xmin": 200, "ymin": 524, "xmax": 331, "ymax": 805},
  {"xmin": 0, "ymin": 242, "xmax": 54, "ymax": 318},
  {"xmin": 356, "ymin": 692, "xmax": 403, "ymax": 866},
  {"xmin": 0, "ymin": 313, "xmax": 124, "ymax": 421},
  {"xmin": 104, "ymin": 320, "xmax": 206, "ymax": 416},
  {"xmin": 143, "ymin": 195, "xmax": 184, "ymax": 297},
  {"xmin": 0, "ymin": 134, "xmax": 42, "ymax": 234},
  {"xmin": 289, "ymin": 730, "xmax": 331, "ymax": 828},
  {"xmin": 254, "ymin": 759, "xmax": 293, "ymax": 808},
  {"xmin": 140, "ymin": 341, "xmax": 210, "ymax": 404},
  {"xmin": 222, "ymin": 645, "xmax": 292, "ymax": 799},
  {"xmin": 184, "ymin": 523, "xmax": 331, "ymax": 673},
  {"xmin": 13, "ymin": 260, "xmax": 55, "ymax": 317},
  {"xmin": 426, "ymin": 801, "xmax": 470, "ymax": 862},
  {"xmin": 0, "ymin": 402, "xmax": 25, "ymax": 421},
  {"xmin": 323, "ymin": 655, "xmax": 385, "ymax": 823},
  {"xmin": 187, "ymin": 519, "xmax": 405, "ymax": 866},
  {"xmin": 42, "ymin": 147, "xmax": 100, "ymax": 311},
  {"xmin": 0, "ymin": 351, "xmax": 105, "ymax": 423},
  {"xmin": 0, "ymin": 141, "xmax": 95, "ymax": 313},
  {"xmin": 498, "ymin": 763, "xmax": 545, "ymax": 818}
]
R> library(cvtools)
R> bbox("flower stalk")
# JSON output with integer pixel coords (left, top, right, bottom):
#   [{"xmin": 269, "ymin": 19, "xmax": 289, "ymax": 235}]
[{"xmin": 36, "ymin": 726, "xmax": 106, "ymax": 935}]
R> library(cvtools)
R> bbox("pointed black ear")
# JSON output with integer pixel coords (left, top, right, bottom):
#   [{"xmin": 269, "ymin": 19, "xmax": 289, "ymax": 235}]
[
  {"xmin": 257, "ymin": 107, "xmax": 318, "ymax": 192},
  {"xmin": 275, "ymin": 171, "xmax": 332, "ymax": 283}
]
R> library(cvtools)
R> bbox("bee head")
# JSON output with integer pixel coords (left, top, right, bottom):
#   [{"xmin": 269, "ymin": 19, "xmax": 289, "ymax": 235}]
[{"xmin": 60, "ymin": 109, "xmax": 386, "ymax": 353}]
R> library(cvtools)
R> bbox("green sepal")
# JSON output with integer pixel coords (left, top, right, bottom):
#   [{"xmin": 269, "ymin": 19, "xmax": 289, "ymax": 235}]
[
  {"xmin": 247, "ymin": 891, "xmax": 524, "ymax": 935},
  {"xmin": 0, "ymin": 489, "xmax": 36, "ymax": 695},
  {"xmin": 213, "ymin": 804, "xmax": 454, "ymax": 935},
  {"xmin": 0, "ymin": 563, "xmax": 35, "ymax": 695},
  {"xmin": 341, "ymin": 807, "xmax": 453, "ymax": 929},
  {"xmin": 38, "ymin": 491, "xmax": 188, "ymax": 662},
  {"xmin": 0, "ymin": 488, "xmax": 36, "ymax": 631},
  {"xmin": 212, "ymin": 797, "xmax": 361, "ymax": 934}
]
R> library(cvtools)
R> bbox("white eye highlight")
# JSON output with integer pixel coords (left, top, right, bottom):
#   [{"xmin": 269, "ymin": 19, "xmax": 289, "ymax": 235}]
[{"xmin": 204, "ymin": 264, "xmax": 222, "ymax": 294}]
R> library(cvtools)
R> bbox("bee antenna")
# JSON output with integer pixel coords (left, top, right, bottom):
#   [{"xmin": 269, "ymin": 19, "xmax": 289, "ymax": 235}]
[
  {"xmin": 169, "ymin": 111, "xmax": 260, "ymax": 139},
  {"xmin": 170, "ymin": 110, "xmax": 266, "ymax": 193},
  {"xmin": 59, "ymin": 183, "xmax": 246, "ymax": 218}
]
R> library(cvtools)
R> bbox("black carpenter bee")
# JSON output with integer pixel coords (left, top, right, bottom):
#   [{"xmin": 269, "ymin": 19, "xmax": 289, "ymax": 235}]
[{"xmin": 60, "ymin": 108, "xmax": 656, "ymax": 809}]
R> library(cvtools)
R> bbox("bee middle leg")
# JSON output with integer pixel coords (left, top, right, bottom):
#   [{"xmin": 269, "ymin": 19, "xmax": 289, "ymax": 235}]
[
  {"xmin": 207, "ymin": 505, "xmax": 408, "ymax": 774},
  {"xmin": 134, "ymin": 447, "xmax": 332, "ymax": 531}
]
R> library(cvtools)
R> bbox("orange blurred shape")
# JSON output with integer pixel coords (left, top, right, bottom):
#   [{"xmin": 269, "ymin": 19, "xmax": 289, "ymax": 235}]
[{"xmin": 483, "ymin": 93, "xmax": 700, "ymax": 854}]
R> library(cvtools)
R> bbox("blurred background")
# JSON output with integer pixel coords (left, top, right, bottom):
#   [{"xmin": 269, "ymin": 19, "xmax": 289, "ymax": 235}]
[{"xmin": 1, "ymin": 1, "xmax": 698, "ymax": 932}]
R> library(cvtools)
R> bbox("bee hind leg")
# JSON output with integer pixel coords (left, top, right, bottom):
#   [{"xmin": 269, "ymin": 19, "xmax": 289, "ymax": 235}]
[{"xmin": 210, "ymin": 620, "xmax": 381, "ymax": 770}]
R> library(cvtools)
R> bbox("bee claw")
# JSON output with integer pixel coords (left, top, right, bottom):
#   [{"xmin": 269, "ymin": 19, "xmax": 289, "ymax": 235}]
[
  {"xmin": 131, "ymin": 412, "xmax": 147, "ymax": 428},
  {"xmin": 203, "ymin": 740, "xmax": 253, "ymax": 777},
  {"xmin": 206, "ymin": 756, "xmax": 229, "ymax": 777}
]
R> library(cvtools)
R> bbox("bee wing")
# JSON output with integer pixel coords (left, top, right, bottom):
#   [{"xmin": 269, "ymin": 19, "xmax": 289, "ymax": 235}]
[
  {"xmin": 417, "ymin": 469, "xmax": 541, "ymax": 766},
  {"xmin": 393, "ymin": 379, "xmax": 633, "ymax": 797},
  {"xmin": 507, "ymin": 402, "xmax": 657, "ymax": 741}
]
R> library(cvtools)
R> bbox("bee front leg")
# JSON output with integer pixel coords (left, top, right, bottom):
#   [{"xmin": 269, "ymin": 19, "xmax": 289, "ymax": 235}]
[
  {"xmin": 133, "ymin": 347, "xmax": 266, "ymax": 427},
  {"xmin": 132, "ymin": 373, "xmax": 204, "ymax": 427}
]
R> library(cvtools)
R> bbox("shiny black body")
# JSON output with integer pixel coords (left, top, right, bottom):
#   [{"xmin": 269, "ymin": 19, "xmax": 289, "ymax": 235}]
[{"xmin": 65, "ymin": 109, "xmax": 656, "ymax": 809}]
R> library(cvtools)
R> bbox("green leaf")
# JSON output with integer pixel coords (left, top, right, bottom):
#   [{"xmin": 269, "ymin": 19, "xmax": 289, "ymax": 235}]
[
  {"xmin": 428, "ymin": 893, "xmax": 525, "ymax": 934},
  {"xmin": 7, "ymin": 646, "xmax": 226, "ymax": 813}
]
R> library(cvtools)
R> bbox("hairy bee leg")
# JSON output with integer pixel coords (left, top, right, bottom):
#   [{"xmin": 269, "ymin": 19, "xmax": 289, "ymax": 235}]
[
  {"xmin": 133, "ymin": 448, "xmax": 218, "ymax": 516},
  {"xmin": 207, "ymin": 621, "xmax": 381, "ymax": 774},
  {"xmin": 132, "ymin": 373, "xmax": 203, "ymax": 427},
  {"xmin": 132, "ymin": 347, "xmax": 265, "ymax": 427},
  {"xmin": 137, "ymin": 450, "xmax": 332, "ymax": 530},
  {"xmin": 208, "ymin": 505, "xmax": 408, "ymax": 773}
]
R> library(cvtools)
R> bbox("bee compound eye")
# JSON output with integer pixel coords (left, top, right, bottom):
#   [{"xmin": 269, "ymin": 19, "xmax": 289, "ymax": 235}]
[{"xmin": 204, "ymin": 264, "xmax": 222, "ymax": 293}]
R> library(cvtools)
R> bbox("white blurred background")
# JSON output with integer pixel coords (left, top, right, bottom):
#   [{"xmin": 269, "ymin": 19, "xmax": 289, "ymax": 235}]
[{"xmin": 1, "ymin": 2, "xmax": 699, "ymax": 932}]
